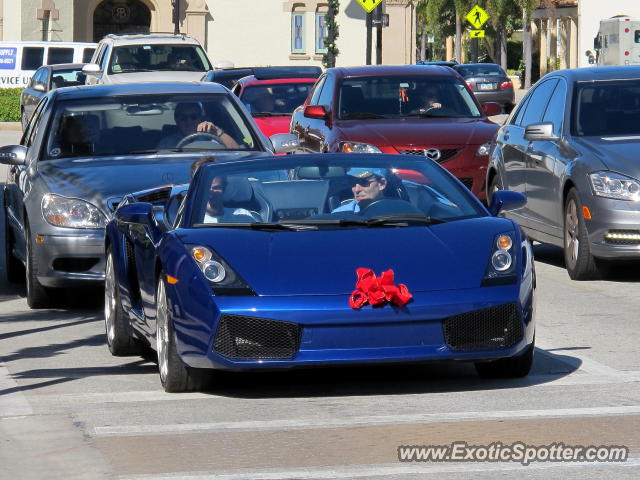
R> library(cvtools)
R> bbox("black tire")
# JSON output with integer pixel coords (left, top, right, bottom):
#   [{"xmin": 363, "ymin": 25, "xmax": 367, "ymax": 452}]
[
  {"xmin": 3, "ymin": 204, "xmax": 25, "ymax": 283},
  {"xmin": 156, "ymin": 275, "xmax": 211, "ymax": 392},
  {"xmin": 25, "ymin": 226, "xmax": 52, "ymax": 309},
  {"xmin": 564, "ymin": 188, "xmax": 600, "ymax": 280},
  {"xmin": 104, "ymin": 248, "xmax": 141, "ymax": 356},
  {"xmin": 475, "ymin": 339, "xmax": 535, "ymax": 378},
  {"xmin": 487, "ymin": 175, "xmax": 502, "ymax": 207}
]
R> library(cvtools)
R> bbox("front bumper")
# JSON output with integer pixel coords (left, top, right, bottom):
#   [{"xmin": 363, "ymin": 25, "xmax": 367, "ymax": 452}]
[
  {"xmin": 169, "ymin": 283, "xmax": 535, "ymax": 371},
  {"xmin": 33, "ymin": 231, "xmax": 106, "ymax": 287},
  {"xmin": 585, "ymin": 197, "xmax": 640, "ymax": 260}
]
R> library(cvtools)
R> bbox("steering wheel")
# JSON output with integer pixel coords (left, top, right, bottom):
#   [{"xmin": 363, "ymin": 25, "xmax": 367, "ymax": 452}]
[{"xmin": 176, "ymin": 132, "xmax": 223, "ymax": 149}]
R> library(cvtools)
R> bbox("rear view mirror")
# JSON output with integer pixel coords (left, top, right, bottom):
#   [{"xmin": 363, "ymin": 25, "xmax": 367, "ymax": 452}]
[
  {"xmin": 482, "ymin": 102, "xmax": 503, "ymax": 117},
  {"xmin": 489, "ymin": 190, "xmax": 526, "ymax": 216},
  {"xmin": 270, "ymin": 133, "xmax": 299, "ymax": 154},
  {"xmin": 82, "ymin": 63, "xmax": 102, "ymax": 75},
  {"xmin": 115, "ymin": 202, "xmax": 153, "ymax": 224},
  {"xmin": 524, "ymin": 122, "xmax": 559, "ymax": 141},
  {"xmin": 0, "ymin": 145, "xmax": 27, "ymax": 166},
  {"xmin": 304, "ymin": 105, "xmax": 328, "ymax": 120}
]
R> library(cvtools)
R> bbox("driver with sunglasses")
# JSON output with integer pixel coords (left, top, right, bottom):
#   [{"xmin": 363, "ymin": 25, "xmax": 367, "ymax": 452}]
[
  {"xmin": 157, "ymin": 102, "xmax": 240, "ymax": 149},
  {"xmin": 332, "ymin": 168, "xmax": 388, "ymax": 213}
]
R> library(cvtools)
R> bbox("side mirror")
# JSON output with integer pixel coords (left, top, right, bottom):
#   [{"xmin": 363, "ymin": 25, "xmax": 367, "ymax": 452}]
[
  {"xmin": 524, "ymin": 122, "xmax": 559, "ymax": 141},
  {"xmin": 304, "ymin": 105, "xmax": 328, "ymax": 120},
  {"xmin": 82, "ymin": 63, "xmax": 102, "ymax": 75},
  {"xmin": 270, "ymin": 133, "xmax": 299, "ymax": 154},
  {"xmin": 115, "ymin": 202, "xmax": 153, "ymax": 224},
  {"xmin": 489, "ymin": 190, "xmax": 526, "ymax": 216},
  {"xmin": 152, "ymin": 204, "xmax": 169, "ymax": 229},
  {"xmin": 482, "ymin": 102, "xmax": 503, "ymax": 117},
  {"xmin": 0, "ymin": 145, "xmax": 27, "ymax": 165}
]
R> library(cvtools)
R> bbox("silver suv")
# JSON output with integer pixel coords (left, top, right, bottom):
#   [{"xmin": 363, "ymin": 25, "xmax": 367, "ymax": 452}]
[{"xmin": 83, "ymin": 33, "xmax": 212, "ymax": 85}]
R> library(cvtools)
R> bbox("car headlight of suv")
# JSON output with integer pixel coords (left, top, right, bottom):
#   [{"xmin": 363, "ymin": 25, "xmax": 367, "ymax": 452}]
[
  {"xmin": 339, "ymin": 142, "xmax": 382, "ymax": 153},
  {"xmin": 481, "ymin": 232, "xmax": 517, "ymax": 286},
  {"xmin": 475, "ymin": 141, "xmax": 492, "ymax": 157},
  {"xmin": 42, "ymin": 194, "xmax": 107, "ymax": 229},
  {"xmin": 189, "ymin": 245, "xmax": 255, "ymax": 295},
  {"xmin": 589, "ymin": 171, "xmax": 640, "ymax": 201}
]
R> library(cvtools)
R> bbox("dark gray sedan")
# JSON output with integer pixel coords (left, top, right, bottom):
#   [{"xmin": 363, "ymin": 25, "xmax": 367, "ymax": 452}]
[
  {"xmin": 453, "ymin": 63, "xmax": 515, "ymax": 113},
  {"xmin": 2, "ymin": 82, "xmax": 297, "ymax": 308},
  {"xmin": 20, "ymin": 63, "xmax": 86, "ymax": 130},
  {"xmin": 487, "ymin": 66, "xmax": 640, "ymax": 280}
]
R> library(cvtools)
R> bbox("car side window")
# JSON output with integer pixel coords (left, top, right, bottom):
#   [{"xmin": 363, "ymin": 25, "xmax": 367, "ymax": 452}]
[
  {"xmin": 542, "ymin": 80, "xmax": 567, "ymax": 137},
  {"xmin": 317, "ymin": 78, "xmax": 334, "ymax": 107},
  {"xmin": 22, "ymin": 97, "xmax": 48, "ymax": 148},
  {"xmin": 510, "ymin": 93, "xmax": 531, "ymax": 126},
  {"xmin": 308, "ymin": 76, "xmax": 327, "ymax": 105},
  {"xmin": 31, "ymin": 68, "xmax": 45, "ymax": 87},
  {"xmin": 520, "ymin": 79, "xmax": 558, "ymax": 127}
]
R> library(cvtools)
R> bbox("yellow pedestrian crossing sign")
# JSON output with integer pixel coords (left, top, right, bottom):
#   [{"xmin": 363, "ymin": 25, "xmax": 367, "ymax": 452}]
[
  {"xmin": 470, "ymin": 30, "xmax": 485, "ymax": 38},
  {"xmin": 356, "ymin": 0, "xmax": 383, "ymax": 13},
  {"xmin": 465, "ymin": 5, "xmax": 489, "ymax": 29}
]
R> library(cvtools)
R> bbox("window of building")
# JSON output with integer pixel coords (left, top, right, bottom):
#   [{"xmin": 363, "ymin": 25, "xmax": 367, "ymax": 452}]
[
  {"xmin": 635, "ymin": 30, "xmax": 640, "ymax": 43},
  {"xmin": 315, "ymin": 12, "xmax": 327, "ymax": 54},
  {"xmin": 22, "ymin": 47, "xmax": 45, "ymax": 70},
  {"xmin": 291, "ymin": 10, "xmax": 305, "ymax": 54}
]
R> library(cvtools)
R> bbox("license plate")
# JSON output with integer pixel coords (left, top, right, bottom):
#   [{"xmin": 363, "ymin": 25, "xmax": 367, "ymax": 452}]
[{"xmin": 478, "ymin": 83, "xmax": 495, "ymax": 90}]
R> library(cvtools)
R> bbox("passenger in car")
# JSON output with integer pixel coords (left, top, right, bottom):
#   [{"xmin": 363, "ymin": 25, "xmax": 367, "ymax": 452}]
[
  {"xmin": 157, "ymin": 102, "xmax": 240, "ymax": 149},
  {"xmin": 413, "ymin": 85, "xmax": 443, "ymax": 113},
  {"xmin": 59, "ymin": 114, "xmax": 100, "ymax": 156},
  {"xmin": 332, "ymin": 168, "xmax": 388, "ymax": 213},
  {"xmin": 202, "ymin": 175, "xmax": 260, "ymax": 223}
]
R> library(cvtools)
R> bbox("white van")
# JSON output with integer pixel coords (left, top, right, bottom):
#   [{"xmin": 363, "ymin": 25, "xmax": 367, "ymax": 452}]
[
  {"xmin": 0, "ymin": 41, "xmax": 97, "ymax": 88},
  {"xmin": 592, "ymin": 16, "xmax": 640, "ymax": 66}
]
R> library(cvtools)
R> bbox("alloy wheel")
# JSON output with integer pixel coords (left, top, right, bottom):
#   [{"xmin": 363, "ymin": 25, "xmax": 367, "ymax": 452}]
[
  {"xmin": 564, "ymin": 198, "xmax": 579, "ymax": 270},
  {"xmin": 156, "ymin": 280, "xmax": 169, "ymax": 383},
  {"xmin": 104, "ymin": 253, "xmax": 116, "ymax": 345}
]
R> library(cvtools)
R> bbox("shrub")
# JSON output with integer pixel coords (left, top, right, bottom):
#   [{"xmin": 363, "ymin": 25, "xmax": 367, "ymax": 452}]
[{"xmin": 0, "ymin": 88, "xmax": 22, "ymax": 122}]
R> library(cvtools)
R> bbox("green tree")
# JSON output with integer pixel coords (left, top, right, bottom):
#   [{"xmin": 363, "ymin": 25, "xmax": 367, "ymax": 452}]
[{"xmin": 322, "ymin": 0, "xmax": 340, "ymax": 68}]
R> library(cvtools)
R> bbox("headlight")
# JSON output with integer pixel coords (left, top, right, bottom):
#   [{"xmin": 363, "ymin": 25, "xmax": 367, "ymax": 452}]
[
  {"xmin": 41, "ymin": 194, "xmax": 107, "ymax": 229},
  {"xmin": 475, "ymin": 142, "xmax": 491, "ymax": 157},
  {"xmin": 189, "ymin": 245, "xmax": 254, "ymax": 294},
  {"xmin": 589, "ymin": 171, "xmax": 640, "ymax": 201},
  {"xmin": 482, "ymin": 232, "xmax": 517, "ymax": 286},
  {"xmin": 339, "ymin": 142, "xmax": 382, "ymax": 153}
]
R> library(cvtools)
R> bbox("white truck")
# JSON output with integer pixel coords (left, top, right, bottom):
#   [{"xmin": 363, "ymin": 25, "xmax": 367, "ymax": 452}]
[{"xmin": 589, "ymin": 15, "xmax": 640, "ymax": 66}]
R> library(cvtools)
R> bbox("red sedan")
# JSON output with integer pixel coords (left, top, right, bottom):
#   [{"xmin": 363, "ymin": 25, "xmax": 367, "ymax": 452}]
[
  {"xmin": 232, "ymin": 67, "xmax": 320, "ymax": 137},
  {"xmin": 290, "ymin": 65, "xmax": 501, "ymax": 201}
]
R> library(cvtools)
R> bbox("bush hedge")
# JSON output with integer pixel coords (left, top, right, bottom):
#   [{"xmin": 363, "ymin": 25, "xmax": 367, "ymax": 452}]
[{"xmin": 0, "ymin": 88, "xmax": 22, "ymax": 122}]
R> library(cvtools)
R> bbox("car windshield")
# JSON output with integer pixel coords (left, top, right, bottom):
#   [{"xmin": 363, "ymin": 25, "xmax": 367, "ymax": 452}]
[
  {"xmin": 188, "ymin": 156, "xmax": 486, "ymax": 228},
  {"xmin": 456, "ymin": 64, "xmax": 506, "ymax": 77},
  {"xmin": 109, "ymin": 44, "xmax": 212, "ymax": 73},
  {"xmin": 44, "ymin": 93, "xmax": 260, "ymax": 159},
  {"xmin": 50, "ymin": 68, "xmax": 85, "ymax": 88},
  {"xmin": 337, "ymin": 76, "xmax": 481, "ymax": 119},
  {"xmin": 574, "ymin": 79, "xmax": 640, "ymax": 136},
  {"xmin": 240, "ymin": 82, "xmax": 314, "ymax": 116}
]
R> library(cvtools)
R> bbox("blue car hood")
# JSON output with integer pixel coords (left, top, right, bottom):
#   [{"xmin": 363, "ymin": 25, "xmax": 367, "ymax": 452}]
[{"xmin": 180, "ymin": 217, "xmax": 514, "ymax": 295}]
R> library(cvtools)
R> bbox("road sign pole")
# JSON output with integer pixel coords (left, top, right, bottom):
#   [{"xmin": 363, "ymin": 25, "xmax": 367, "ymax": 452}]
[
  {"xmin": 375, "ymin": 4, "xmax": 382, "ymax": 65},
  {"xmin": 471, "ymin": 37, "xmax": 478, "ymax": 62},
  {"xmin": 366, "ymin": 11, "xmax": 372, "ymax": 65}
]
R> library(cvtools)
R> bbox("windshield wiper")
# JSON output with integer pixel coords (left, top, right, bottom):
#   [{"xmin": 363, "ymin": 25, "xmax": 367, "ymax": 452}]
[
  {"xmin": 252, "ymin": 112, "xmax": 286, "ymax": 117},
  {"xmin": 193, "ymin": 222, "xmax": 316, "ymax": 231},
  {"xmin": 341, "ymin": 112, "xmax": 389, "ymax": 119},
  {"xmin": 287, "ymin": 215, "xmax": 447, "ymax": 228}
]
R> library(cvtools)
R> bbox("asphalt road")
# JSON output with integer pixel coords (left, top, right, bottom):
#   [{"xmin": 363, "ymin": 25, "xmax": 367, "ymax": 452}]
[{"xmin": 2, "ymin": 96, "xmax": 640, "ymax": 478}]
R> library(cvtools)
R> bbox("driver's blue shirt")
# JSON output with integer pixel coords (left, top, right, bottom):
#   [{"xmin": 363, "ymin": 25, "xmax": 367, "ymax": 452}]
[
  {"xmin": 156, "ymin": 132, "xmax": 183, "ymax": 149},
  {"xmin": 332, "ymin": 200, "xmax": 360, "ymax": 213}
]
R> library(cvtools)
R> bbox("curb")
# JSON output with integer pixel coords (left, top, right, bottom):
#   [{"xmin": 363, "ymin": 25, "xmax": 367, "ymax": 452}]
[{"xmin": 0, "ymin": 122, "xmax": 21, "ymax": 131}]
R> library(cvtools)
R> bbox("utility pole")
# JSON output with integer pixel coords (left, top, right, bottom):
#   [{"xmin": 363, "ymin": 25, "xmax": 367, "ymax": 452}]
[{"xmin": 172, "ymin": 0, "xmax": 180, "ymax": 34}]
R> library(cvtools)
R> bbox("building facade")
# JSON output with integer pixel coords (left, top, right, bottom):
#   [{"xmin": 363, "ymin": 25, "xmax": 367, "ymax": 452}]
[{"xmin": 0, "ymin": 0, "xmax": 416, "ymax": 67}]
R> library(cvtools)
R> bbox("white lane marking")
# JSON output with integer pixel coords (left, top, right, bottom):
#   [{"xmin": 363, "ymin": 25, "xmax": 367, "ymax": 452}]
[
  {"xmin": 94, "ymin": 404, "xmax": 640, "ymax": 436},
  {"xmin": 536, "ymin": 341, "xmax": 625, "ymax": 377},
  {"xmin": 0, "ymin": 361, "xmax": 33, "ymax": 417},
  {"xmin": 118, "ymin": 457, "xmax": 640, "ymax": 480}
]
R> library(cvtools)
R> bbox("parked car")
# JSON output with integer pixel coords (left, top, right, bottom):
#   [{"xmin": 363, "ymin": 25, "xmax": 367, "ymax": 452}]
[
  {"xmin": 453, "ymin": 63, "xmax": 515, "ymax": 113},
  {"xmin": 1, "ymin": 82, "xmax": 298, "ymax": 308},
  {"xmin": 201, "ymin": 67, "xmax": 257, "ymax": 89},
  {"xmin": 290, "ymin": 65, "xmax": 502, "ymax": 201},
  {"xmin": 20, "ymin": 63, "xmax": 86, "ymax": 129},
  {"xmin": 486, "ymin": 65, "xmax": 640, "ymax": 280},
  {"xmin": 230, "ymin": 66, "xmax": 321, "ymax": 136},
  {"xmin": 83, "ymin": 33, "xmax": 212, "ymax": 85},
  {"xmin": 417, "ymin": 60, "xmax": 458, "ymax": 68},
  {"xmin": 104, "ymin": 153, "xmax": 534, "ymax": 392}
]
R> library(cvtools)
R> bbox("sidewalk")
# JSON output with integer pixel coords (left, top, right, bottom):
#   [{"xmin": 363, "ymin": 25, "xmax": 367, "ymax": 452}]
[{"xmin": 0, "ymin": 122, "xmax": 21, "ymax": 131}]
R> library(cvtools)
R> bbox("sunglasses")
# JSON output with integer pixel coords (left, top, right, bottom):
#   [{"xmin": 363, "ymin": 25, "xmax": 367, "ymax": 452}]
[
  {"xmin": 177, "ymin": 113, "xmax": 201, "ymax": 122},
  {"xmin": 353, "ymin": 177, "xmax": 378, "ymax": 187}
]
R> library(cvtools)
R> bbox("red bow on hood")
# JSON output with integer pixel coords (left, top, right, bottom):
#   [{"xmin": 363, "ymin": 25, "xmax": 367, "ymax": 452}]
[{"xmin": 349, "ymin": 268, "xmax": 413, "ymax": 309}]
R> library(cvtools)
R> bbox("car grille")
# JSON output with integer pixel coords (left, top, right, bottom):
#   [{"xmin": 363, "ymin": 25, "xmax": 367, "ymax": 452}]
[
  {"xmin": 442, "ymin": 303, "xmax": 523, "ymax": 351},
  {"xmin": 213, "ymin": 314, "xmax": 302, "ymax": 360},
  {"xmin": 397, "ymin": 148, "xmax": 461, "ymax": 163}
]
